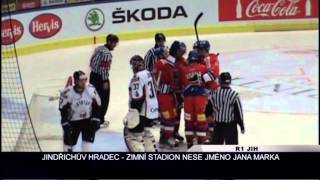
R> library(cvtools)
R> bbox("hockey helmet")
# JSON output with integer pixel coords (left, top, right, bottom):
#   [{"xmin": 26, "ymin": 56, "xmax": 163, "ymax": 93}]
[
  {"xmin": 198, "ymin": 40, "xmax": 210, "ymax": 52},
  {"xmin": 73, "ymin": 70, "xmax": 87, "ymax": 81},
  {"xmin": 169, "ymin": 41, "xmax": 186, "ymax": 56},
  {"xmin": 154, "ymin": 46, "xmax": 169, "ymax": 59},
  {"xmin": 193, "ymin": 41, "xmax": 200, "ymax": 50},
  {"xmin": 187, "ymin": 50, "xmax": 199, "ymax": 63}
]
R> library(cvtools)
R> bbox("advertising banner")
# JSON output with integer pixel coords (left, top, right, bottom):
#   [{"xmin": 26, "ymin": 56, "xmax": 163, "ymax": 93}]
[
  {"xmin": 66, "ymin": 0, "xmax": 92, "ymax": 4},
  {"xmin": 219, "ymin": 0, "xmax": 319, "ymax": 21},
  {"xmin": 29, "ymin": 13, "xmax": 62, "ymax": 39},
  {"xmin": 16, "ymin": 0, "xmax": 41, "ymax": 10},
  {"xmin": 1, "ymin": 0, "xmax": 317, "ymax": 47},
  {"xmin": 1, "ymin": 19, "xmax": 24, "ymax": 45},
  {"xmin": 1, "ymin": 0, "xmax": 16, "ymax": 13},
  {"xmin": 41, "ymin": 0, "xmax": 65, "ymax": 7},
  {"xmin": 2, "ymin": 0, "xmax": 218, "ymax": 46}
]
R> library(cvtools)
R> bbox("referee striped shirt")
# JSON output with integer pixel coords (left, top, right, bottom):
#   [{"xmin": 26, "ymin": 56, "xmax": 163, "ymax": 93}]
[
  {"xmin": 144, "ymin": 47, "xmax": 157, "ymax": 72},
  {"xmin": 90, "ymin": 45, "xmax": 112, "ymax": 81},
  {"xmin": 206, "ymin": 87, "xmax": 244, "ymax": 130}
]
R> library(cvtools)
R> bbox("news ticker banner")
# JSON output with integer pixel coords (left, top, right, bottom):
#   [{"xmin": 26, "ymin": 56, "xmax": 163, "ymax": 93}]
[
  {"xmin": 38, "ymin": 145, "xmax": 320, "ymax": 161},
  {"xmin": 1, "ymin": 153, "xmax": 319, "ymax": 179}
]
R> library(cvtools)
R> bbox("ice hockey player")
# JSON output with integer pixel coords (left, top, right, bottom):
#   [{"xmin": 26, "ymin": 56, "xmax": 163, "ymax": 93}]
[
  {"xmin": 144, "ymin": 33, "xmax": 167, "ymax": 72},
  {"xmin": 181, "ymin": 51, "xmax": 216, "ymax": 148},
  {"xmin": 170, "ymin": 41, "xmax": 188, "ymax": 143},
  {"xmin": 89, "ymin": 34, "xmax": 119, "ymax": 128},
  {"xmin": 154, "ymin": 45, "xmax": 179, "ymax": 148},
  {"xmin": 123, "ymin": 55, "xmax": 159, "ymax": 152},
  {"xmin": 153, "ymin": 47, "xmax": 169, "ymax": 147},
  {"xmin": 59, "ymin": 71, "xmax": 101, "ymax": 152},
  {"xmin": 197, "ymin": 40, "xmax": 220, "ymax": 90},
  {"xmin": 196, "ymin": 40, "xmax": 220, "ymax": 140}
]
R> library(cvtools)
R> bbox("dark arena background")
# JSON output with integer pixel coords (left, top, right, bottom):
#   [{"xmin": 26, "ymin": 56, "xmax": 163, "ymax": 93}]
[{"xmin": 1, "ymin": 0, "xmax": 319, "ymax": 178}]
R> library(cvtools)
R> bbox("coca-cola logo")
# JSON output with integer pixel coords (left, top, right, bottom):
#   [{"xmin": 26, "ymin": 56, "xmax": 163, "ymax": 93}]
[
  {"xmin": 245, "ymin": 0, "xmax": 301, "ymax": 18},
  {"xmin": 1, "ymin": 19, "xmax": 24, "ymax": 45},
  {"xmin": 219, "ymin": 0, "xmax": 317, "ymax": 21},
  {"xmin": 29, "ymin": 13, "xmax": 62, "ymax": 39}
]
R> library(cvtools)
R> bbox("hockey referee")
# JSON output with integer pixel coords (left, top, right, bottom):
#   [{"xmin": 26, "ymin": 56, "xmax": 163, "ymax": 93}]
[
  {"xmin": 205, "ymin": 72, "xmax": 245, "ymax": 144},
  {"xmin": 144, "ymin": 33, "xmax": 166, "ymax": 72},
  {"xmin": 89, "ymin": 34, "xmax": 119, "ymax": 128}
]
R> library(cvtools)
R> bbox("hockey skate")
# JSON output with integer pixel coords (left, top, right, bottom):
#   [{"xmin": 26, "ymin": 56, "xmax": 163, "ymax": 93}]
[
  {"xmin": 187, "ymin": 137, "xmax": 198, "ymax": 149},
  {"xmin": 159, "ymin": 137, "xmax": 179, "ymax": 149},
  {"xmin": 174, "ymin": 132, "xmax": 185, "ymax": 143}
]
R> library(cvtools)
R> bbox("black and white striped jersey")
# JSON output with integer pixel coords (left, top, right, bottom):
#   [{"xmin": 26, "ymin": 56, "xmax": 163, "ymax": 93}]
[
  {"xmin": 90, "ymin": 45, "xmax": 112, "ymax": 81},
  {"xmin": 144, "ymin": 47, "xmax": 157, "ymax": 72},
  {"xmin": 206, "ymin": 87, "xmax": 244, "ymax": 130}
]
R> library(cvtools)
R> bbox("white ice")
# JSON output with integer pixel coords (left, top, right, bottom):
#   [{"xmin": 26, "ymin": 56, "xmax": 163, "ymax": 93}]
[{"xmin": 17, "ymin": 30, "xmax": 318, "ymax": 151}]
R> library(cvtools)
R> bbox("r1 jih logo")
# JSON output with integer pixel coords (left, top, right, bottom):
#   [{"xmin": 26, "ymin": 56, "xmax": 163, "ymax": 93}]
[{"xmin": 85, "ymin": 8, "xmax": 105, "ymax": 31}]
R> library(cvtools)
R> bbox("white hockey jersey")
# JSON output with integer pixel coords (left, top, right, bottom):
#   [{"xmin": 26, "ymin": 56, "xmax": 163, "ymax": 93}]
[
  {"xmin": 129, "ymin": 70, "xmax": 159, "ymax": 119},
  {"xmin": 59, "ymin": 84, "xmax": 101, "ymax": 121}
]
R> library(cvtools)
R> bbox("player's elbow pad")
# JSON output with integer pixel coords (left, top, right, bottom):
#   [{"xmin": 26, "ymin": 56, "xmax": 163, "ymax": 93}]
[{"xmin": 202, "ymin": 70, "xmax": 216, "ymax": 83}]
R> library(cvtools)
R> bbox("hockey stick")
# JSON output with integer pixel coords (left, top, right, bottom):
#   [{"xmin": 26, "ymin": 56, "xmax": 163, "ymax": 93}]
[
  {"xmin": 192, "ymin": 12, "xmax": 206, "ymax": 146},
  {"xmin": 194, "ymin": 12, "xmax": 203, "ymax": 42}
]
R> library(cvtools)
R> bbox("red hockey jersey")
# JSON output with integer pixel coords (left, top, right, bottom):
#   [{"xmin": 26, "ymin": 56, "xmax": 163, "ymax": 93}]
[
  {"xmin": 181, "ymin": 63, "xmax": 208, "ymax": 96},
  {"xmin": 201, "ymin": 53, "xmax": 220, "ymax": 90},
  {"xmin": 154, "ymin": 56, "xmax": 176, "ymax": 94},
  {"xmin": 174, "ymin": 57, "xmax": 188, "ymax": 93}
]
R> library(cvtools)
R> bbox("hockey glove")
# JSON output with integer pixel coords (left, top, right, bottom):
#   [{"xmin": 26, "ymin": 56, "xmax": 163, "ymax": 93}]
[
  {"xmin": 188, "ymin": 74, "xmax": 202, "ymax": 86},
  {"xmin": 62, "ymin": 122, "xmax": 73, "ymax": 140},
  {"xmin": 150, "ymin": 117, "xmax": 161, "ymax": 127},
  {"xmin": 62, "ymin": 121, "xmax": 71, "ymax": 132}
]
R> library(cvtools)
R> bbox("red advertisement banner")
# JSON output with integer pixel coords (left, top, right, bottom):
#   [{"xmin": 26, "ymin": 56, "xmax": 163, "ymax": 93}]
[
  {"xmin": 2, "ymin": 19, "xmax": 24, "ymax": 45},
  {"xmin": 16, "ymin": 0, "xmax": 41, "ymax": 10},
  {"xmin": 219, "ymin": 0, "xmax": 319, "ymax": 21},
  {"xmin": 29, "ymin": 13, "xmax": 62, "ymax": 39}
]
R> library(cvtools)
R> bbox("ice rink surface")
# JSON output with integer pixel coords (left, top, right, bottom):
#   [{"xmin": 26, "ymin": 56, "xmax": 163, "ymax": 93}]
[{"xmin": 18, "ymin": 30, "xmax": 318, "ymax": 151}]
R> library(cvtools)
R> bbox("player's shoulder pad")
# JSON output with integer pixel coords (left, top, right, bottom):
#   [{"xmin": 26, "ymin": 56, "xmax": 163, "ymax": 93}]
[
  {"xmin": 60, "ymin": 86, "xmax": 72, "ymax": 98},
  {"xmin": 143, "ymin": 69, "xmax": 152, "ymax": 78},
  {"xmin": 131, "ymin": 75, "xmax": 140, "ymax": 83}
]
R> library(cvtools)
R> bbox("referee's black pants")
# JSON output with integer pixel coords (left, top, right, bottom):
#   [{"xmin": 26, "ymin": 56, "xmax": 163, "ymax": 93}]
[
  {"xmin": 211, "ymin": 122, "xmax": 238, "ymax": 145},
  {"xmin": 89, "ymin": 72, "xmax": 110, "ymax": 124}
]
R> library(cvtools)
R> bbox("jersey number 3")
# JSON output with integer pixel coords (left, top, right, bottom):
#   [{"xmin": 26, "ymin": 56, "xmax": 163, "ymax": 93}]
[{"xmin": 147, "ymin": 81, "xmax": 155, "ymax": 99}]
